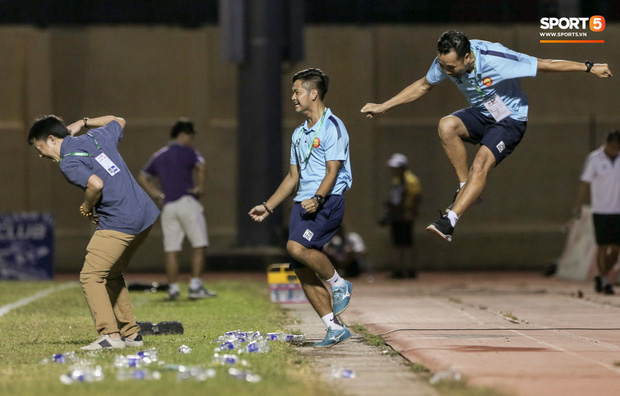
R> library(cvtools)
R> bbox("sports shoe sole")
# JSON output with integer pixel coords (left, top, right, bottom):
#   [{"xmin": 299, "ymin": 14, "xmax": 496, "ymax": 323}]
[
  {"xmin": 314, "ymin": 333, "xmax": 351, "ymax": 348},
  {"xmin": 426, "ymin": 224, "xmax": 453, "ymax": 242}
]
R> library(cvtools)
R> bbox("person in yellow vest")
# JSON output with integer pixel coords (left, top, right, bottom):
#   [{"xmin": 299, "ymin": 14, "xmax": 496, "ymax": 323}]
[{"xmin": 382, "ymin": 153, "xmax": 421, "ymax": 278}]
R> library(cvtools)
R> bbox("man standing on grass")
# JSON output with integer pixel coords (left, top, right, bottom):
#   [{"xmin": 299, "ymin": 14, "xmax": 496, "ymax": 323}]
[
  {"xmin": 573, "ymin": 130, "xmax": 620, "ymax": 295},
  {"xmin": 249, "ymin": 68, "xmax": 354, "ymax": 347},
  {"xmin": 139, "ymin": 119, "xmax": 217, "ymax": 301},
  {"xmin": 28, "ymin": 115, "xmax": 159, "ymax": 350},
  {"xmin": 361, "ymin": 30, "xmax": 613, "ymax": 242}
]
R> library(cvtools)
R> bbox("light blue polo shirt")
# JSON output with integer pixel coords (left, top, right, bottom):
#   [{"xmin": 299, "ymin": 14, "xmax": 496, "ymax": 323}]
[
  {"xmin": 290, "ymin": 108, "xmax": 352, "ymax": 201},
  {"xmin": 426, "ymin": 39, "xmax": 538, "ymax": 121}
]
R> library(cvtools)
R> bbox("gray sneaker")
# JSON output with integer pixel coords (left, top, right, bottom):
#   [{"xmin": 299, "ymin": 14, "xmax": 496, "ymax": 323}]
[
  {"xmin": 80, "ymin": 334, "xmax": 126, "ymax": 350},
  {"xmin": 188, "ymin": 285, "xmax": 217, "ymax": 299},
  {"xmin": 167, "ymin": 289, "xmax": 180, "ymax": 301},
  {"xmin": 124, "ymin": 334, "xmax": 144, "ymax": 347}
]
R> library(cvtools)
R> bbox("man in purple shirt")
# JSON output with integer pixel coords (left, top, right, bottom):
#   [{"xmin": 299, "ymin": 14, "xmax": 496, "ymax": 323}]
[{"xmin": 139, "ymin": 119, "xmax": 216, "ymax": 300}]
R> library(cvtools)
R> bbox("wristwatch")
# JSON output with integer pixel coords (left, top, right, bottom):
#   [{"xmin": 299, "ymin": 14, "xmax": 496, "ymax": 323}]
[
  {"xmin": 313, "ymin": 194, "xmax": 325, "ymax": 206},
  {"xmin": 585, "ymin": 60, "xmax": 594, "ymax": 73}
]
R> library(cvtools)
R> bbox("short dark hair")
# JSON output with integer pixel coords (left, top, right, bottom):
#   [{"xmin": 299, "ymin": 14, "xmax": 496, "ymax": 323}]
[
  {"xmin": 437, "ymin": 30, "xmax": 471, "ymax": 59},
  {"xmin": 606, "ymin": 129, "xmax": 620, "ymax": 144},
  {"xmin": 170, "ymin": 118, "xmax": 195, "ymax": 138},
  {"xmin": 292, "ymin": 68, "xmax": 329, "ymax": 101},
  {"xmin": 27, "ymin": 115, "xmax": 69, "ymax": 145}
]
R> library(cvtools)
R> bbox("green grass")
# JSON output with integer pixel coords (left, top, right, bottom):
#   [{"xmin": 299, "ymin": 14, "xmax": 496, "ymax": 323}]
[
  {"xmin": 351, "ymin": 324, "xmax": 385, "ymax": 347},
  {"xmin": 0, "ymin": 280, "xmax": 335, "ymax": 396},
  {"xmin": 0, "ymin": 281, "xmax": 68, "ymax": 306}
]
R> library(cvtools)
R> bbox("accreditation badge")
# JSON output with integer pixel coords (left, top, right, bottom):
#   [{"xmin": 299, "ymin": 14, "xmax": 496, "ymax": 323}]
[
  {"xmin": 95, "ymin": 152, "xmax": 120, "ymax": 176},
  {"xmin": 484, "ymin": 94, "xmax": 511, "ymax": 122}
]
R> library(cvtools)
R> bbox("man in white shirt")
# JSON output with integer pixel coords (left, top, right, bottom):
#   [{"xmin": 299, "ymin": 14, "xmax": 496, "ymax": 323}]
[{"xmin": 573, "ymin": 130, "xmax": 620, "ymax": 294}]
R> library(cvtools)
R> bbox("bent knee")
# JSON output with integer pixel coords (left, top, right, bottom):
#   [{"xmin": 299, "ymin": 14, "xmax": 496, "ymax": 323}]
[
  {"xmin": 438, "ymin": 116, "xmax": 464, "ymax": 140},
  {"xmin": 286, "ymin": 240, "xmax": 306, "ymax": 259}
]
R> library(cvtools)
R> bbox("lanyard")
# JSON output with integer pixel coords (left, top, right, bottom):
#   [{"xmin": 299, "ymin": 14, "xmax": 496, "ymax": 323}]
[
  {"xmin": 60, "ymin": 133, "xmax": 101, "ymax": 161},
  {"xmin": 295, "ymin": 109, "xmax": 327, "ymax": 164},
  {"xmin": 467, "ymin": 52, "xmax": 493, "ymax": 101}
]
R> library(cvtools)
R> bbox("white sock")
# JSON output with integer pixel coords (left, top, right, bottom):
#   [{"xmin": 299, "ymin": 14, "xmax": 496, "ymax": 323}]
[
  {"xmin": 326, "ymin": 270, "xmax": 345, "ymax": 288},
  {"xmin": 459, "ymin": 182, "xmax": 466, "ymax": 189},
  {"xmin": 321, "ymin": 313, "xmax": 344, "ymax": 330},
  {"xmin": 447, "ymin": 210, "xmax": 459, "ymax": 227},
  {"xmin": 190, "ymin": 277, "xmax": 202, "ymax": 289},
  {"xmin": 169, "ymin": 283, "xmax": 180, "ymax": 293}
]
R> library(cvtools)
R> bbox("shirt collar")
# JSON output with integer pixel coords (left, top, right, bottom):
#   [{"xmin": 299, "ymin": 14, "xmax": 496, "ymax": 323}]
[{"xmin": 302, "ymin": 108, "xmax": 331, "ymax": 133}]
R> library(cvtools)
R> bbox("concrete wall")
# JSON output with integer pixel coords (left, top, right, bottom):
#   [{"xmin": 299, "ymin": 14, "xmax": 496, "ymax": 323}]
[{"xmin": 2, "ymin": 24, "xmax": 618, "ymax": 272}]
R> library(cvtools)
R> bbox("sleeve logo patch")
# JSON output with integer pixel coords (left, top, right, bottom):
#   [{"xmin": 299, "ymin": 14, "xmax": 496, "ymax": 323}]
[{"xmin": 303, "ymin": 229, "xmax": 314, "ymax": 241}]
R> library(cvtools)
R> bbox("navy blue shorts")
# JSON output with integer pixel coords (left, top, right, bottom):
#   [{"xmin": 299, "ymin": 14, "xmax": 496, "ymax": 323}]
[
  {"xmin": 289, "ymin": 195, "xmax": 345, "ymax": 269},
  {"xmin": 593, "ymin": 214, "xmax": 620, "ymax": 245},
  {"xmin": 452, "ymin": 108, "xmax": 527, "ymax": 165}
]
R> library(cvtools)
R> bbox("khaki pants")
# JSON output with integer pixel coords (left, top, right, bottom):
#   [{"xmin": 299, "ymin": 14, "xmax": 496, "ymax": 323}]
[{"xmin": 80, "ymin": 226, "xmax": 152, "ymax": 336}]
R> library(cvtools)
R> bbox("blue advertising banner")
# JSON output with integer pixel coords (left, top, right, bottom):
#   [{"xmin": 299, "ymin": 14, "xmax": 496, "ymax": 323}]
[{"xmin": 0, "ymin": 213, "xmax": 54, "ymax": 280}]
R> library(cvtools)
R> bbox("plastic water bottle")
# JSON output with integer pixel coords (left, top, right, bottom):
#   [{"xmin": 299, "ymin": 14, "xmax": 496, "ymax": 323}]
[
  {"xmin": 286, "ymin": 334, "xmax": 304, "ymax": 342},
  {"xmin": 244, "ymin": 339, "xmax": 270, "ymax": 353},
  {"xmin": 212, "ymin": 353, "xmax": 239, "ymax": 365},
  {"xmin": 177, "ymin": 366, "xmax": 216, "ymax": 382},
  {"xmin": 330, "ymin": 366, "xmax": 356, "ymax": 379},
  {"xmin": 429, "ymin": 369, "xmax": 462, "ymax": 384},
  {"xmin": 219, "ymin": 338, "xmax": 242, "ymax": 351},
  {"xmin": 266, "ymin": 332, "xmax": 287, "ymax": 341},
  {"xmin": 228, "ymin": 367, "xmax": 261, "ymax": 383},
  {"xmin": 54, "ymin": 352, "xmax": 76, "ymax": 364},
  {"xmin": 137, "ymin": 348, "xmax": 158, "ymax": 364},
  {"xmin": 116, "ymin": 369, "xmax": 162, "ymax": 381},
  {"xmin": 42, "ymin": 351, "xmax": 77, "ymax": 365},
  {"xmin": 178, "ymin": 345, "xmax": 192, "ymax": 354},
  {"xmin": 113, "ymin": 355, "xmax": 142, "ymax": 368},
  {"xmin": 59, "ymin": 365, "xmax": 104, "ymax": 384}
]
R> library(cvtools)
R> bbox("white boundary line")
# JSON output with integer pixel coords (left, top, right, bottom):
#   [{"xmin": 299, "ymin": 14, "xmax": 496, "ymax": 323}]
[{"xmin": 0, "ymin": 282, "xmax": 78, "ymax": 318}]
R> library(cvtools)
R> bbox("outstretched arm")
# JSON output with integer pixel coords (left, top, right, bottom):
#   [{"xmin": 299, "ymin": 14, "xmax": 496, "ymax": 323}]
[
  {"xmin": 360, "ymin": 76, "xmax": 434, "ymax": 118},
  {"xmin": 249, "ymin": 164, "xmax": 300, "ymax": 222},
  {"xmin": 537, "ymin": 59, "xmax": 613, "ymax": 78}
]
